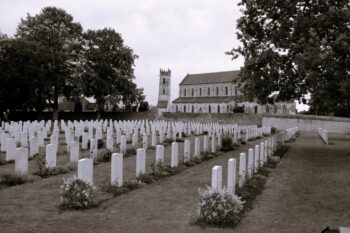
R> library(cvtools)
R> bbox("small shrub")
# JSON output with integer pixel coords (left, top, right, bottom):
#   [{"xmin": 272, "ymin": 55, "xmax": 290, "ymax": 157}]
[
  {"xmin": 197, "ymin": 186, "xmax": 244, "ymax": 225},
  {"xmin": 60, "ymin": 176, "xmax": 95, "ymax": 209},
  {"xmin": 163, "ymin": 138, "xmax": 174, "ymax": 145},
  {"xmin": 175, "ymin": 138, "xmax": 185, "ymax": 143},
  {"xmin": 34, "ymin": 155, "xmax": 74, "ymax": 177},
  {"xmin": 151, "ymin": 162, "xmax": 181, "ymax": 177},
  {"xmin": 136, "ymin": 173, "xmax": 155, "ymax": 184},
  {"xmin": 101, "ymin": 180, "xmax": 146, "ymax": 197},
  {"xmin": 273, "ymin": 144, "xmax": 290, "ymax": 158},
  {"xmin": 200, "ymin": 152, "xmax": 216, "ymax": 161},
  {"xmin": 271, "ymin": 127, "xmax": 277, "ymax": 134},
  {"xmin": 94, "ymin": 149, "xmax": 112, "ymax": 163},
  {"xmin": 267, "ymin": 156, "xmax": 280, "ymax": 168},
  {"xmin": 125, "ymin": 148, "xmax": 136, "ymax": 157},
  {"xmin": 0, "ymin": 172, "xmax": 28, "ymax": 187},
  {"xmin": 183, "ymin": 160, "xmax": 195, "ymax": 167},
  {"xmin": 221, "ymin": 136, "xmax": 233, "ymax": 151},
  {"xmin": 236, "ymin": 174, "xmax": 267, "ymax": 209},
  {"xmin": 97, "ymin": 139, "xmax": 105, "ymax": 149}
]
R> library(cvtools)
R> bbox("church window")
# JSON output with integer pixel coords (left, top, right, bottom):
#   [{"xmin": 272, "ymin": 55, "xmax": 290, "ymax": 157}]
[
  {"xmin": 216, "ymin": 87, "xmax": 219, "ymax": 96},
  {"xmin": 184, "ymin": 105, "xmax": 186, "ymax": 113},
  {"xmin": 209, "ymin": 105, "xmax": 211, "ymax": 113},
  {"xmin": 208, "ymin": 87, "xmax": 210, "ymax": 96},
  {"xmin": 192, "ymin": 105, "xmax": 194, "ymax": 113},
  {"xmin": 176, "ymin": 105, "xmax": 178, "ymax": 112},
  {"xmin": 199, "ymin": 88, "xmax": 202, "ymax": 96},
  {"xmin": 266, "ymin": 105, "xmax": 270, "ymax": 113},
  {"xmin": 163, "ymin": 78, "xmax": 165, "ymax": 84},
  {"xmin": 163, "ymin": 89, "xmax": 165, "ymax": 94},
  {"xmin": 218, "ymin": 105, "xmax": 220, "ymax": 113},
  {"xmin": 184, "ymin": 89, "xmax": 186, "ymax": 97},
  {"xmin": 191, "ymin": 88, "xmax": 194, "ymax": 97},
  {"xmin": 225, "ymin": 86, "xmax": 228, "ymax": 95},
  {"xmin": 227, "ymin": 105, "xmax": 229, "ymax": 113}
]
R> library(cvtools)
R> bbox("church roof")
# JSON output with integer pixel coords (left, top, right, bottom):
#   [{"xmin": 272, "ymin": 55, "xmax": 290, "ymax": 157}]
[
  {"xmin": 172, "ymin": 96, "xmax": 238, "ymax": 104},
  {"xmin": 157, "ymin": 101, "xmax": 168, "ymax": 108},
  {"xmin": 180, "ymin": 70, "xmax": 241, "ymax": 85}
]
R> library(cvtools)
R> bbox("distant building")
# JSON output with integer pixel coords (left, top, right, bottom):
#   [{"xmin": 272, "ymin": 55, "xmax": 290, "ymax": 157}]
[
  {"xmin": 58, "ymin": 96, "xmax": 96, "ymax": 112},
  {"xmin": 156, "ymin": 69, "xmax": 172, "ymax": 115},
  {"xmin": 171, "ymin": 70, "xmax": 296, "ymax": 115}
]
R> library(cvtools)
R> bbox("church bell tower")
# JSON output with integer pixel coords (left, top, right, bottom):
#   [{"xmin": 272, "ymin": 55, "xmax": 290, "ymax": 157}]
[{"xmin": 157, "ymin": 69, "xmax": 171, "ymax": 113}]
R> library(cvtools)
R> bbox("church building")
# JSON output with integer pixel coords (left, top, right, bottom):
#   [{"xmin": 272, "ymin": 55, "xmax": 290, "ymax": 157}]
[{"xmin": 170, "ymin": 70, "xmax": 296, "ymax": 115}]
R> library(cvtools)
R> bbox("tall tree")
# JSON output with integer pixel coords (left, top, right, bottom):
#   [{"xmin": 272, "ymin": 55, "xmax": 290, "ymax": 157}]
[
  {"xmin": 228, "ymin": 0, "xmax": 350, "ymax": 116},
  {"xmin": 0, "ymin": 38, "xmax": 51, "ymax": 112},
  {"xmin": 81, "ymin": 28, "xmax": 138, "ymax": 118},
  {"xmin": 16, "ymin": 6, "xmax": 83, "ymax": 119}
]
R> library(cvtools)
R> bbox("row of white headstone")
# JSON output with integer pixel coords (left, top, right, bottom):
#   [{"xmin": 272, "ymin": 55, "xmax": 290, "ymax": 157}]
[
  {"xmin": 76, "ymin": 134, "xmax": 224, "ymax": 186},
  {"xmin": 211, "ymin": 127, "xmax": 298, "ymax": 193},
  {"xmin": 318, "ymin": 128, "xmax": 329, "ymax": 144},
  {"xmin": 0, "ymin": 119, "xmax": 271, "ymax": 179}
]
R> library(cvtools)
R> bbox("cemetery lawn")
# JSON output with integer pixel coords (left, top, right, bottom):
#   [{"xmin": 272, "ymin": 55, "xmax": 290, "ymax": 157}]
[
  {"xmin": 235, "ymin": 132, "xmax": 350, "ymax": 233},
  {"xmin": 0, "ymin": 132, "xmax": 349, "ymax": 232}
]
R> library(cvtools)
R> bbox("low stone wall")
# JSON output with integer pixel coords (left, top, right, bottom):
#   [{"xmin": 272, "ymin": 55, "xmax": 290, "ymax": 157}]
[
  {"xmin": 262, "ymin": 115, "xmax": 350, "ymax": 133},
  {"xmin": 162, "ymin": 112, "xmax": 262, "ymax": 125}
]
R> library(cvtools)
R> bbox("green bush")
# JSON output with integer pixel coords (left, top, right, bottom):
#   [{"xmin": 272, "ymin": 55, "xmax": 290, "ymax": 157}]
[
  {"xmin": 271, "ymin": 127, "xmax": 277, "ymax": 134},
  {"xmin": 60, "ymin": 176, "xmax": 94, "ymax": 209},
  {"xmin": 151, "ymin": 162, "xmax": 182, "ymax": 177},
  {"xmin": 125, "ymin": 148, "xmax": 136, "ymax": 157},
  {"xmin": 200, "ymin": 152, "xmax": 216, "ymax": 161},
  {"xmin": 136, "ymin": 173, "xmax": 155, "ymax": 184},
  {"xmin": 197, "ymin": 186, "xmax": 244, "ymax": 225},
  {"xmin": 0, "ymin": 172, "xmax": 28, "ymax": 187},
  {"xmin": 34, "ymin": 155, "xmax": 74, "ymax": 178},
  {"xmin": 94, "ymin": 149, "xmax": 112, "ymax": 163},
  {"xmin": 221, "ymin": 136, "xmax": 233, "ymax": 151}
]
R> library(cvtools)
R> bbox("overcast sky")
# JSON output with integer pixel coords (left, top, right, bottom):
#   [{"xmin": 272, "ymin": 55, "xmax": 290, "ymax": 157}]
[{"xmin": 0, "ymin": 0, "xmax": 309, "ymax": 111}]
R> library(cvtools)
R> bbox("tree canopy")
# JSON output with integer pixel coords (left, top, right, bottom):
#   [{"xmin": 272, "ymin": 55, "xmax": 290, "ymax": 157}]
[
  {"xmin": 81, "ymin": 28, "xmax": 138, "ymax": 116},
  {"xmin": 0, "ymin": 6, "xmax": 143, "ymax": 118},
  {"xmin": 229, "ymin": 0, "xmax": 350, "ymax": 116}
]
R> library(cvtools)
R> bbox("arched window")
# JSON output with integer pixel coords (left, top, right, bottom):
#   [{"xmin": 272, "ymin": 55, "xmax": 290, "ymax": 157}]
[
  {"xmin": 225, "ymin": 86, "xmax": 228, "ymax": 95},
  {"xmin": 163, "ymin": 78, "xmax": 165, "ymax": 84},
  {"xmin": 184, "ymin": 89, "xmax": 186, "ymax": 97},
  {"xmin": 184, "ymin": 105, "xmax": 186, "ymax": 113},
  {"xmin": 216, "ymin": 87, "xmax": 219, "ymax": 96},
  {"xmin": 209, "ymin": 105, "xmax": 211, "ymax": 113},
  {"xmin": 176, "ymin": 105, "xmax": 178, "ymax": 112},
  {"xmin": 192, "ymin": 105, "xmax": 194, "ymax": 113},
  {"xmin": 191, "ymin": 88, "xmax": 194, "ymax": 97},
  {"xmin": 266, "ymin": 105, "xmax": 270, "ymax": 113},
  {"xmin": 208, "ymin": 87, "xmax": 210, "ymax": 96},
  {"xmin": 218, "ymin": 105, "xmax": 220, "ymax": 113},
  {"xmin": 163, "ymin": 89, "xmax": 165, "ymax": 94},
  {"xmin": 227, "ymin": 105, "xmax": 229, "ymax": 113},
  {"xmin": 199, "ymin": 88, "xmax": 202, "ymax": 96}
]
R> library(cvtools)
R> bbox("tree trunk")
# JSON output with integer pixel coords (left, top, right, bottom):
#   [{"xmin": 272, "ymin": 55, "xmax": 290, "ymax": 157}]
[{"xmin": 53, "ymin": 88, "xmax": 59, "ymax": 120}]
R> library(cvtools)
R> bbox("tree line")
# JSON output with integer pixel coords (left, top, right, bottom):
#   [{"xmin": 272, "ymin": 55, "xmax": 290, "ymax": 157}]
[
  {"xmin": 228, "ymin": 0, "xmax": 350, "ymax": 117},
  {"xmin": 0, "ymin": 7, "xmax": 148, "ymax": 119}
]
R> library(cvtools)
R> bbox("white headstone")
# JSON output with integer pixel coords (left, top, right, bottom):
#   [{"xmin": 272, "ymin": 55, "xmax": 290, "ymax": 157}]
[
  {"xmin": 171, "ymin": 142, "xmax": 178, "ymax": 168},
  {"xmin": 15, "ymin": 147, "xmax": 28, "ymax": 175},
  {"xmin": 111, "ymin": 153, "xmax": 123, "ymax": 187},
  {"xmin": 203, "ymin": 135, "xmax": 208, "ymax": 152},
  {"xmin": 227, "ymin": 158, "xmax": 236, "ymax": 194},
  {"xmin": 247, "ymin": 148, "xmax": 254, "ymax": 177},
  {"xmin": 78, "ymin": 158, "xmax": 93, "ymax": 185},
  {"xmin": 120, "ymin": 135, "xmax": 126, "ymax": 154},
  {"xmin": 70, "ymin": 141, "xmax": 80, "ymax": 162},
  {"xmin": 136, "ymin": 148, "xmax": 146, "ymax": 177},
  {"xmin": 90, "ymin": 139, "xmax": 97, "ymax": 158},
  {"xmin": 106, "ymin": 137, "xmax": 113, "ymax": 151},
  {"xmin": 194, "ymin": 138, "xmax": 200, "ymax": 158},
  {"xmin": 155, "ymin": 145, "xmax": 164, "ymax": 164},
  {"xmin": 211, "ymin": 165, "xmax": 222, "ymax": 190},
  {"xmin": 239, "ymin": 152, "xmax": 247, "ymax": 187},
  {"xmin": 45, "ymin": 144, "xmax": 56, "ymax": 168},
  {"xmin": 254, "ymin": 144, "xmax": 260, "ymax": 172},
  {"xmin": 184, "ymin": 139, "xmax": 191, "ymax": 162}
]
